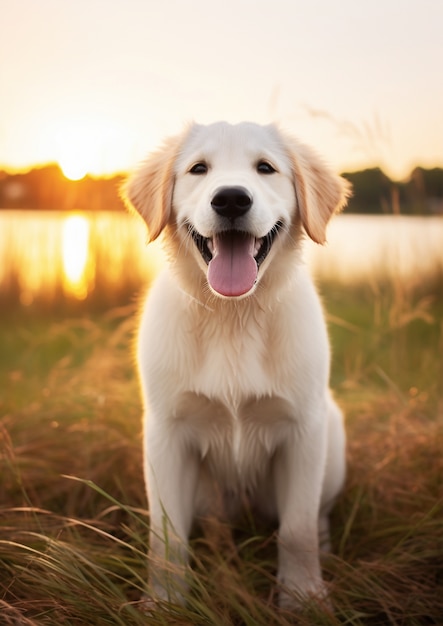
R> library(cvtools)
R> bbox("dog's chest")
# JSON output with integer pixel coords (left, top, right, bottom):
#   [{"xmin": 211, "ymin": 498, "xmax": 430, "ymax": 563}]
[
  {"xmin": 195, "ymin": 334, "xmax": 270, "ymax": 402},
  {"xmin": 174, "ymin": 390, "xmax": 294, "ymax": 488},
  {"xmin": 187, "ymin": 308, "xmax": 285, "ymax": 404},
  {"xmin": 176, "ymin": 320, "xmax": 295, "ymax": 485}
]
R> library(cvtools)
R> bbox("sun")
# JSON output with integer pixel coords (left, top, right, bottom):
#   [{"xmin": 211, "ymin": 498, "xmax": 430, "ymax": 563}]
[
  {"xmin": 50, "ymin": 115, "xmax": 140, "ymax": 179},
  {"xmin": 60, "ymin": 158, "xmax": 88, "ymax": 181},
  {"xmin": 56, "ymin": 124, "xmax": 92, "ymax": 181}
]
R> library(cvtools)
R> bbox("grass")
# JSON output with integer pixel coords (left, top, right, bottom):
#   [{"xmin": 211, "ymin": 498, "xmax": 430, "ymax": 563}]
[{"xmin": 1, "ymin": 278, "xmax": 442, "ymax": 625}]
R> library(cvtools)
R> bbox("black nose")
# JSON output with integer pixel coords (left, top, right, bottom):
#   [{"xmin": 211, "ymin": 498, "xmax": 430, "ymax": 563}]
[{"xmin": 211, "ymin": 186, "xmax": 253, "ymax": 219}]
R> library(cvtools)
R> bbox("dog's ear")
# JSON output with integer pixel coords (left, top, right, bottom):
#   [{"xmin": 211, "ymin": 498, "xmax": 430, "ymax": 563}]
[
  {"xmin": 121, "ymin": 134, "xmax": 183, "ymax": 242},
  {"xmin": 286, "ymin": 137, "xmax": 352, "ymax": 244}
]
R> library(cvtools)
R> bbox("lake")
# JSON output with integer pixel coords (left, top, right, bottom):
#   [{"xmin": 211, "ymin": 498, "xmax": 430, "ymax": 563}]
[{"xmin": 1, "ymin": 211, "xmax": 442, "ymax": 307}]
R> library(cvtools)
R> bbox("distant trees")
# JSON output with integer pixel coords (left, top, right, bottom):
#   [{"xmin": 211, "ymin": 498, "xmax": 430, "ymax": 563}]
[
  {"xmin": 342, "ymin": 167, "xmax": 443, "ymax": 215},
  {"xmin": 342, "ymin": 168, "xmax": 393, "ymax": 214},
  {"xmin": 0, "ymin": 165, "xmax": 125, "ymax": 212},
  {"xmin": 0, "ymin": 163, "xmax": 442, "ymax": 214},
  {"xmin": 404, "ymin": 167, "xmax": 443, "ymax": 214}
]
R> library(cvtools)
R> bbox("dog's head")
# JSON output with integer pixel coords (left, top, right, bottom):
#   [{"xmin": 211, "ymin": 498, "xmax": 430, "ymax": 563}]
[{"xmin": 123, "ymin": 122, "xmax": 351, "ymax": 298}]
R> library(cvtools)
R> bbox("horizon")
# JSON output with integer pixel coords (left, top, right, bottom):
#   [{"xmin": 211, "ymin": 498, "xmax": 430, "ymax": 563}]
[
  {"xmin": 2, "ymin": 158, "xmax": 442, "ymax": 184},
  {"xmin": 1, "ymin": 1, "xmax": 442, "ymax": 181}
]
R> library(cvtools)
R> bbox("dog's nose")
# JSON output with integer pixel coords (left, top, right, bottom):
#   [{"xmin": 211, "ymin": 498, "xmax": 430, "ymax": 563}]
[{"xmin": 211, "ymin": 186, "xmax": 252, "ymax": 219}]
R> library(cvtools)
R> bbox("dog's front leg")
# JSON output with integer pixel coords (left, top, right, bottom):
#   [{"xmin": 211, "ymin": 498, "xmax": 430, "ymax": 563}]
[
  {"xmin": 144, "ymin": 418, "xmax": 199, "ymax": 606},
  {"xmin": 273, "ymin": 417, "xmax": 328, "ymax": 610}
]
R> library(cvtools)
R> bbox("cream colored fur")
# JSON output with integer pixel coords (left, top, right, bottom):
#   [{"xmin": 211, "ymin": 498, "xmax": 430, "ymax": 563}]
[{"xmin": 123, "ymin": 121, "xmax": 351, "ymax": 609}]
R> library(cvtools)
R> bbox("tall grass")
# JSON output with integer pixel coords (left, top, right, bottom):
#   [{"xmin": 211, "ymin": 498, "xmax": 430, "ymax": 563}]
[{"xmin": 1, "ymin": 276, "xmax": 442, "ymax": 625}]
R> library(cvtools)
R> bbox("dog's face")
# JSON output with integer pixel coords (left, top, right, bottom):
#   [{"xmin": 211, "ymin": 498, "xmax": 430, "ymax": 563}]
[
  {"xmin": 123, "ymin": 121, "xmax": 351, "ymax": 298},
  {"xmin": 173, "ymin": 123, "xmax": 297, "ymax": 297}
]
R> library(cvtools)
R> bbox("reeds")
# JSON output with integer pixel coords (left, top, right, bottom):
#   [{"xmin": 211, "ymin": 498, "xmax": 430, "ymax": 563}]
[{"xmin": 1, "ymin": 276, "xmax": 442, "ymax": 624}]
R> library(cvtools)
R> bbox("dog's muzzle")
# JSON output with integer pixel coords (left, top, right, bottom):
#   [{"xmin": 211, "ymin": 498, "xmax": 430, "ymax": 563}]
[{"xmin": 189, "ymin": 221, "xmax": 283, "ymax": 297}]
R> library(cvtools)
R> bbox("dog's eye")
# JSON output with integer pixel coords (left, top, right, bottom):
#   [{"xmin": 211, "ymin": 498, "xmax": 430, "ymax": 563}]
[
  {"xmin": 257, "ymin": 161, "xmax": 277, "ymax": 174},
  {"xmin": 189, "ymin": 162, "xmax": 208, "ymax": 175}
]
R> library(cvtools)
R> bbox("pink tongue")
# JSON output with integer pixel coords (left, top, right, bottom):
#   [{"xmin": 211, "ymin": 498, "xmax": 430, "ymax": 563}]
[{"xmin": 208, "ymin": 231, "xmax": 258, "ymax": 297}]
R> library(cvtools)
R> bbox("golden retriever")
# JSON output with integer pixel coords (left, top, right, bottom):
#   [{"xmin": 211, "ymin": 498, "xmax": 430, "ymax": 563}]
[{"xmin": 123, "ymin": 121, "xmax": 351, "ymax": 610}]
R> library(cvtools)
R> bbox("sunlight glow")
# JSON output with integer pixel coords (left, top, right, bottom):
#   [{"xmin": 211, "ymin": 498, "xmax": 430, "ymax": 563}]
[
  {"xmin": 56, "ymin": 124, "xmax": 94, "ymax": 181},
  {"xmin": 60, "ymin": 160, "xmax": 88, "ymax": 181},
  {"xmin": 59, "ymin": 157, "xmax": 87, "ymax": 181},
  {"xmin": 62, "ymin": 215, "xmax": 90, "ymax": 299},
  {"xmin": 52, "ymin": 118, "xmax": 136, "ymax": 179}
]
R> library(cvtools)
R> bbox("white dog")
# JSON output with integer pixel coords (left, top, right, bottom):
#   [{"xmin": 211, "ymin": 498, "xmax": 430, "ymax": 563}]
[{"xmin": 123, "ymin": 121, "xmax": 351, "ymax": 609}]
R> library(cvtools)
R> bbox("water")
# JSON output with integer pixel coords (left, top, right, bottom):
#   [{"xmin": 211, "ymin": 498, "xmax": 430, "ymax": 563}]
[
  {"xmin": 0, "ymin": 211, "xmax": 442, "ymax": 307},
  {"xmin": 0, "ymin": 210, "xmax": 164, "ymax": 306},
  {"xmin": 306, "ymin": 214, "xmax": 443, "ymax": 284}
]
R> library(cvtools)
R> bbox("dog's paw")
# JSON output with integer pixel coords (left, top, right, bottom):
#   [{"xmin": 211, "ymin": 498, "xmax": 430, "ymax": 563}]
[
  {"xmin": 278, "ymin": 577, "xmax": 332, "ymax": 613},
  {"xmin": 138, "ymin": 594, "xmax": 158, "ymax": 615},
  {"xmin": 138, "ymin": 590, "xmax": 187, "ymax": 615}
]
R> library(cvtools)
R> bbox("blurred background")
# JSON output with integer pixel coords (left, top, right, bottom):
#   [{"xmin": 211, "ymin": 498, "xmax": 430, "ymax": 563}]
[
  {"xmin": 0, "ymin": 0, "xmax": 442, "ymax": 310},
  {"xmin": 1, "ymin": 3, "xmax": 443, "ymax": 623}
]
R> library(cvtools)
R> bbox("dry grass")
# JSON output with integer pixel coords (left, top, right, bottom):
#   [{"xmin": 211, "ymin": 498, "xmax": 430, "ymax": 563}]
[{"xmin": 1, "ymin": 282, "xmax": 442, "ymax": 625}]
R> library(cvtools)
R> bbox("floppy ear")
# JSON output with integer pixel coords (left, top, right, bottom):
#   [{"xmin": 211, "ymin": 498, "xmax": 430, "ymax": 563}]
[
  {"xmin": 121, "ymin": 134, "xmax": 183, "ymax": 242},
  {"xmin": 286, "ymin": 137, "xmax": 352, "ymax": 244}
]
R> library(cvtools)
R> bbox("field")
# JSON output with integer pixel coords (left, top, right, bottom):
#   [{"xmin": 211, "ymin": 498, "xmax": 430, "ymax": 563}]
[{"xmin": 1, "ymin": 276, "xmax": 442, "ymax": 625}]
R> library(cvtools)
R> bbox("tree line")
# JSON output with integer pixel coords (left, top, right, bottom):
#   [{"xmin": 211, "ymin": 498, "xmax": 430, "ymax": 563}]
[
  {"xmin": 342, "ymin": 166, "xmax": 443, "ymax": 215},
  {"xmin": 0, "ymin": 163, "xmax": 442, "ymax": 214}
]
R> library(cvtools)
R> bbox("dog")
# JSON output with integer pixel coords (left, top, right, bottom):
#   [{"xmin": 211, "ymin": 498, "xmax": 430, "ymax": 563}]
[{"xmin": 123, "ymin": 121, "xmax": 351, "ymax": 610}]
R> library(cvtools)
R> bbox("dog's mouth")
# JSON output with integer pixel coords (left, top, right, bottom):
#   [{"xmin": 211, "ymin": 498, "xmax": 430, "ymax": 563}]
[{"xmin": 189, "ymin": 221, "xmax": 283, "ymax": 297}]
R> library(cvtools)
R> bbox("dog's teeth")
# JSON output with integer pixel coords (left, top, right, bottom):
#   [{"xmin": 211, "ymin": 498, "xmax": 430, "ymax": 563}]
[
  {"xmin": 207, "ymin": 239, "xmax": 214, "ymax": 254},
  {"xmin": 254, "ymin": 238, "xmax": 263, "ymax": 255}
]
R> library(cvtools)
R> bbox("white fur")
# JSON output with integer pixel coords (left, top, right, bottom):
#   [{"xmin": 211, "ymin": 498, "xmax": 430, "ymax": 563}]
[{"xmin": 123, "ymin": 121, "xmax": 351, "ymax": 609}]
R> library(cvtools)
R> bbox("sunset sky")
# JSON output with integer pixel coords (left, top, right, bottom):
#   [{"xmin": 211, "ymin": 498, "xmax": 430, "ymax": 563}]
[{"xmin": 1, "ymin": 0, "xmax": 442, "ymax": 180}]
